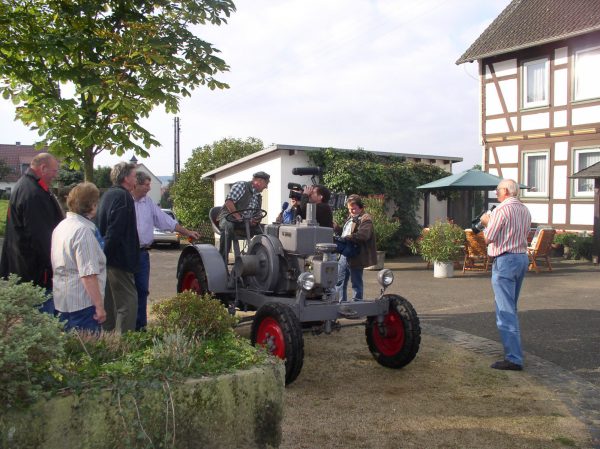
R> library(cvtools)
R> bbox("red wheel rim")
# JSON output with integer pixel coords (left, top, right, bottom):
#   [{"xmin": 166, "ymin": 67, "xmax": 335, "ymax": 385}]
[
  {"xmin": 256, "ymin": 317, "xmax": 286, "ymax": 359},
  {"xmin": 373, "ymin": 309, "xmax": 405, "ymax": 356},
  {"xmin": 182, "ymin": 272, "xmax": 201, "ymax": 294}
]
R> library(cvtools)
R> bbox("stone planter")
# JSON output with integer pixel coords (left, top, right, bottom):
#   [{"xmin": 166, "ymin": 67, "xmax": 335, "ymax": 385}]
[
  {"xmin": 1, "ymin": 363, "xmax": 284, "ymax": 449},
  {"xmin": 365, "ymin": 251, "xmax": 385, "ymax": 270},
  {"xmin": 433, "ymin": 261, "xmax": 454, "ymax": 278}
]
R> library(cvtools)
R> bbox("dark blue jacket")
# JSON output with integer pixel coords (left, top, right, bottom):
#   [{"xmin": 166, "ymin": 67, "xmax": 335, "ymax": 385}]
[{"xmin": 96, "ymin": 185, "xmax": 139, "ymax": 273}]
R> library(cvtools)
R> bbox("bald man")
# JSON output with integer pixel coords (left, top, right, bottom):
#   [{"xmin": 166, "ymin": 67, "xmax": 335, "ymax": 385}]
[{"xmin": 0, "ymin": 153, "xmax": 64, "ymax": 313}]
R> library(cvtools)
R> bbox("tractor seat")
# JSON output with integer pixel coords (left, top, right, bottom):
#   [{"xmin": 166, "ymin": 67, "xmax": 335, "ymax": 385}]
[{"xmin": 209, "ymin": 206, "xmax": 222, "ymax": 235}]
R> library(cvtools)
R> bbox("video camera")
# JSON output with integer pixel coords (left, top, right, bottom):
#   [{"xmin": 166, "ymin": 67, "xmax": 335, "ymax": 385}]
[
  {"xmin": 470, "ymin": 205, "xmax": 496, "ymax": 234},
  {"xmin": 287, "ymin": 167, "xmax": 346, "ymax": 210}
]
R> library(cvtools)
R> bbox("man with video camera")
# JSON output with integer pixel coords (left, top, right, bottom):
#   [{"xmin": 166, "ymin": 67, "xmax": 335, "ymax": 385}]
[{"xmin": 298, "ymin": 184, "xmax": 333, "ymax": 228}]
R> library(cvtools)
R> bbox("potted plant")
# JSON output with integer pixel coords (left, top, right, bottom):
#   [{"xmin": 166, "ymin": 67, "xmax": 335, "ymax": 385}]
[
  {"xmin": 409, "ymin": 220, "xmax": 465, "ymax": 278},
  {"xmin": 553, "ymin": 231, "xmax": 577, "ymax": 259}
]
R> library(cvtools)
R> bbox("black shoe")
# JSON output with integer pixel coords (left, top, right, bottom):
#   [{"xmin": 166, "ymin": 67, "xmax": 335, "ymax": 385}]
[{"xmin": 491, "ymin": 360, "xmax": 523, "ymax": 371}]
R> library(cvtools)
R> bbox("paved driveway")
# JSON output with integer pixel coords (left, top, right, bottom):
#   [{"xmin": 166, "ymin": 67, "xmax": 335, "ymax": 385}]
[{"xmin": 148, "ymin": 248, "xmax": 600, "ymax": 387}]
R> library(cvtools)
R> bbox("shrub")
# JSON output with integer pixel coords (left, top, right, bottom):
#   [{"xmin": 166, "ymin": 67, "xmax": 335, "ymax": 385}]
[
  {"xmin": 409, "ymin": 221, "xmax": 465, "ymax": 262},
  {"xmin": 571, "ymin": 235, "xmax": 593, "ymax": 260},
  {"xmin": 363, "ymin": 195, "xmax": 402, "ymax": 254},
  {"xmin": 553, "ymin": 232, "xmax": 577, "ymax": 247},
  {"xmin": 151, "ymin": 291, "xmax": 238, "ymax": 340},
  {"xmin": 0, "ymin": 275, "xmax": 66, "ymax": 408}
]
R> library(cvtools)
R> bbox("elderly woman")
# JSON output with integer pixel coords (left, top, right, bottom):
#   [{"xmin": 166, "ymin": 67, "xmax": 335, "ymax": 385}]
[
  {"xmin": 336, "ymin": 194, "xmax": 377, "ymax": 303},
  {"xmin": 51, "ymin": 183, "xmax": 106, "ymax": 332}
]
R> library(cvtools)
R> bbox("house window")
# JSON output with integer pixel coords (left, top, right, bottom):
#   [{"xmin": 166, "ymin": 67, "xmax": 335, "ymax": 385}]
[
  {"xmin": 574, "ymin": 46, "xmax": 600, "ymax": 101},
  {"xmin": 522, "ymin": 58, "xmax": 549, "ymax": 108},
  {"xmin": 522, "ymin": 151, "xmax": 549, "ymax": 197},
  {"xmin": 573, "ymin": 147, "xmax": 600, "ymax": 197}
]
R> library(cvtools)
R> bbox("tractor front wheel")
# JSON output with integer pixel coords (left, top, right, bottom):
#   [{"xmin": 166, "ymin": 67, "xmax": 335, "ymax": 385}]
[
  {"xmin": 177, "ymin": 253, "xmax": 209, "ymax": 295},
  {"xmin": 251, "ymin": 303, "xmax": 304, "ymax": 385},
  {"xmin": 366, "ymin": 295, "xmax": 421, "ymax": 369}
]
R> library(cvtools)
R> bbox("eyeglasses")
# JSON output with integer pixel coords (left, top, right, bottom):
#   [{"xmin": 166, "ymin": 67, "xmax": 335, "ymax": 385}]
[{"xmin": 496, "ymin": 187, "xmax": 506, "ymax": 194}]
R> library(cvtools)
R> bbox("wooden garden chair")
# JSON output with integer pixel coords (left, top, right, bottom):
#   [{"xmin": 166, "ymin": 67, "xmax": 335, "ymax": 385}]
[
  {"xmin": 462, "ymin": 229, "xmax": 491, "ymax": 273},
  {"xmin": 528, "ymin": 228, "xmax": 556, "ymax": 273}
]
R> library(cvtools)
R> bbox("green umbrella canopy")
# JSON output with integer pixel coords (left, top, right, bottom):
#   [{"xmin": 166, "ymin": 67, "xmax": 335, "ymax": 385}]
[{"xmin": 417, "ymin": 169, "xmax": 528, "ymax": 191}]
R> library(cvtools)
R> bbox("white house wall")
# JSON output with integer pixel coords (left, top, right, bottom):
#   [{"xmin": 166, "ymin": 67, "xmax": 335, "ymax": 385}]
[{"xmin": 481, "ymin": 32, "xmax": 600, "ymax": 232}]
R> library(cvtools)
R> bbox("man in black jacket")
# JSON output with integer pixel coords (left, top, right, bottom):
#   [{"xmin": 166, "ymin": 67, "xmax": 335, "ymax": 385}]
[
  {"xmin": 299, "ymin": 184, "xmax": 333, "ymax": 228},
  {"xmin": 96, "ymin": 161, "xmax": 139, "ymax": 333},
  {"xmin": 0, "ymin": 153, "xmax": 63, "ymax": 313}
]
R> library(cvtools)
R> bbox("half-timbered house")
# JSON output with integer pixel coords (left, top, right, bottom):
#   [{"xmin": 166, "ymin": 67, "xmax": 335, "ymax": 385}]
[{"xmin": 457, "ymin": 0, "xmax": 600, "ymax": 231}]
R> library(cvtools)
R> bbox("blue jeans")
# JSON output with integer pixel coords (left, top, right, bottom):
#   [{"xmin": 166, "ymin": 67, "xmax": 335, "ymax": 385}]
[
  {"xmin": 336, "ymin": 255, "xmax": 364, "ymax": 302},
  {"xmin": 491, "ymin": 253, "xmax": 529, "ymax": 366},
  {"xmin": 38, "ymin": 293, "xmax": 56, "ymax": 315},
  {"xmin": 58, "ymin": 306, "xmax": 101, "ymax": 333},
  {"xmin": 134, "ymin": 249, "xmax": 150, "ymax": 331}
]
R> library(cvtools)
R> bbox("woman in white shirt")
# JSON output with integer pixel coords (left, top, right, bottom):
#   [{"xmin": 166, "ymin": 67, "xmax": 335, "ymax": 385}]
[{"xmin": 51, "ymin": 183, "xmax": 106, "ymax": 332}]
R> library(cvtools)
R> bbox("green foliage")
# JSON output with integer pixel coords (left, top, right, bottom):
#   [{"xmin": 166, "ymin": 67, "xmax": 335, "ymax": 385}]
[
  {"xmin": 0, "ymin": 199, "xmax": 7, "ymax": 236},
  {"xmin": 93, "ymin": 166, "xmax": 113, "ymax": 188},
  {"xmin": 56, "ymin": 165, "xmax": 84, "ymax": 187},
  {"xmin": 0, "ymin": 0, "xmax": 236, "ymax": 180},
  {"xmin": 0, "ymin": 275, "xmax": 66, "ymax": 408},
  {"xmin": 409, "ymin": 221, "xmax": 466, "ymax": 262},
  {"xmin": 152, "ymin": 291, "xmax": 238, "ymax": 340},
  {"xmin": 570, "ymin": 235, "xmax": 594, "ymax": 261},
  {"xmin": 308, "ymin": 148, "xmax": 451, "ymax": 247},
  {"xmin": 362, "ymin": 195, "xmax": 402, "ymax": 254},
  {"xmin": 171, "ymin": 137, "xmax": 263, "ymax": 228},
  {"xmin": 553, "ymin": 232, "xmax": 577, "ymax": 247}
]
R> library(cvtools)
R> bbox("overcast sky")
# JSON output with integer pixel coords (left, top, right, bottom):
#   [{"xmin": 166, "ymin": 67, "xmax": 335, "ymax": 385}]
[{"xmin": 0, "ymin": 0, "xmax": 510, "ymax": 176}]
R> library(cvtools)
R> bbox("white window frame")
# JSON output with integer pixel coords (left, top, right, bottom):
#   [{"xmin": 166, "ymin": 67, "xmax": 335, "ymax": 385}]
[
  {"xmin": 572, "ymin": 147, "xmax": 600, "ymax": 198},
  {"xmin": 522, "ymin": 58, "xmax": 549, "ymax": 109},
  {"xmin": 574, "ymin": 46, "xmax": 600, "ymax": 102},
  {"xmin": 522, "ymin": 151, "xmax": 549, "ymax": 197}
]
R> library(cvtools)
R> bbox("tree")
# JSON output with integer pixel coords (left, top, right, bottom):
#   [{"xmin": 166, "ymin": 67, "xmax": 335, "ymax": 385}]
[
  {"xmin": 0, "ymin": 0, "xmax": 236, "ymax": 181},
  {"xmin": 171, "ymin": 137, "xmax": 263, "ymax": 228},
  {"xmin": 93, "ymin": 166, "xmax": 112, "ymax": 189}
]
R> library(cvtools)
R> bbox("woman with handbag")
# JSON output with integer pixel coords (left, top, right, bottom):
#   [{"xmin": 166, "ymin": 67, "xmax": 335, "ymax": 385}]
[{"xmin": 335, "ymin": 195, "xmax": 377, "ymax": 302}]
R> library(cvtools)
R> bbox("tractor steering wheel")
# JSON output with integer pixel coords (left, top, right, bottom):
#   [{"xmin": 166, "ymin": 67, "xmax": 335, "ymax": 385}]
[{"xmin": 224, "ymin": 208, "xmax": 268, "ymax": 224}]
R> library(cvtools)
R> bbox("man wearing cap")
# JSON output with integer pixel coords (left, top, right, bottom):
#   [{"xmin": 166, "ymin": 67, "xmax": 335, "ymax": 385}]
[{"xmin": 217, "ymin": 171, "xmax": 270, "ymax": 263}]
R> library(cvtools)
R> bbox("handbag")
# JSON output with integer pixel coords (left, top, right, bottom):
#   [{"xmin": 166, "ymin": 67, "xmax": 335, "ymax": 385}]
[{"xmin": 334, "ymin": 236, "xmax": 360, "ymax": 258}]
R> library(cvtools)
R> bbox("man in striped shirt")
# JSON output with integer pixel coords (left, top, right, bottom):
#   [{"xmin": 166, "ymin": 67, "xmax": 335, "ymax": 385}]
[{"xmin": 480, "ymin": 179, "xmax": 531, "ymax": 371}]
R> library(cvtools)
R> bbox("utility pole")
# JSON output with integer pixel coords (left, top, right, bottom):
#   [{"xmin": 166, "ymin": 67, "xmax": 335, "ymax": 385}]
[{"xmin": 173, "ymin": 117, "xmax": 180, "ymax": 179}]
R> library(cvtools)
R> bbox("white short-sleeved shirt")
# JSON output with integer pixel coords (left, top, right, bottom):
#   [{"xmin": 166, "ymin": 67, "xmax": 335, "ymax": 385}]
[{"xmin": 51, "ymin": 212, "xmax": 106, "ymax": 312}]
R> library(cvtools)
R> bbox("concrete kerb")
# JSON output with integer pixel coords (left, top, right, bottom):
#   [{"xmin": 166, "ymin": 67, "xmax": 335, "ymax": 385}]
[{"xmin": 424, "ymin": 323, "xmax": 600, "ymax": 449}]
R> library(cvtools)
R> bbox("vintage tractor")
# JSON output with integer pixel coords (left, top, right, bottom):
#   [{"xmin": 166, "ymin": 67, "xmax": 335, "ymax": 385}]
[{"xmin": 176, "ymin": 204, "xmax": 421, "ymax": 385}]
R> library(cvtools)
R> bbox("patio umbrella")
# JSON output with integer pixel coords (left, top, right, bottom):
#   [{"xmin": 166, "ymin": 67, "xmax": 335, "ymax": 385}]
[
  {"xmin": 416, "ymin": 169, "xmax": 527, "ymax": 228},
  {"xmin": 417, "ymin": 168, "xmax": 528, "ymax": 191}
]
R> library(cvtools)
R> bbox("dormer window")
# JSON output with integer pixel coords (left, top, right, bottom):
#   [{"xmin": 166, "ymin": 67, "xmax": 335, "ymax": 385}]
[
  {"xmin": 574, "ymin": 46, "xmax": 600, "ymax": 101},
  {"xmin": 522, "ymin": 58, "xmax": 549, "ymax": 109}
]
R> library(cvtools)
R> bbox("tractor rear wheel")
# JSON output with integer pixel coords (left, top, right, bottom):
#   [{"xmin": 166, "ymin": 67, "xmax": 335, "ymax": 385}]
[
  {"xmin": 251, "ymin": 303, "xmax": 304, "ymax": 385},
  {"xmin": 177, "ymin": 253, "xmax": 209, "ymax": 295},
  {"xmin": 366, "ymin": 295, "xmax": 421, "ymax": 369}
]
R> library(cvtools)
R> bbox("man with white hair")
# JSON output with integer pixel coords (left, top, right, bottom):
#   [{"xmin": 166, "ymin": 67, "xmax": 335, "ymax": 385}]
[
  {"xmin": 0, "ymin": 153, "xmax": 63, "ymax": 313},
  {"xmin": 480, "ymin": 179, "xmax": 531, "ymax": 371}
]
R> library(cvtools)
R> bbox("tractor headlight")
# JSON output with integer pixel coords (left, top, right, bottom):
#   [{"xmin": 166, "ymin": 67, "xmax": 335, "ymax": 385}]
[
  {"xmin": 377, "ymin": 269, "xmax": 394, "ymax": 287},
  {"xmin": 297, "ymin": 272, "xmax": 315, "ymax": 291}
]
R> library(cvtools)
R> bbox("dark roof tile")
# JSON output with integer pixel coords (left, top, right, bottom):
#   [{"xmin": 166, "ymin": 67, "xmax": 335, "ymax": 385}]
[{"xmin": 457, "ymin": 0, "xmax": 600, "ymax": 64}]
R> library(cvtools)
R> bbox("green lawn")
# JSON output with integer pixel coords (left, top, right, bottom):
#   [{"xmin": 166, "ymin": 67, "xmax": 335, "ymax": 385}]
[{"xmin": 0, "ymin": 199, "xmax": 7, "ymax": 236}]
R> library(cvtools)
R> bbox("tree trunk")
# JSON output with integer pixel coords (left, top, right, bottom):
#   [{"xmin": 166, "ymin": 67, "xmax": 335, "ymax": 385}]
[{"xmin": 83, "ymin": 147, "xmax": 95, "ymax": 182}]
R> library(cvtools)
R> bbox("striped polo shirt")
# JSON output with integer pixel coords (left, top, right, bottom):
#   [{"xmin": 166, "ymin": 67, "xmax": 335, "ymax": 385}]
[{"xmin": 484, "ymin": 197, "xmax": 531, "ymax": 257}]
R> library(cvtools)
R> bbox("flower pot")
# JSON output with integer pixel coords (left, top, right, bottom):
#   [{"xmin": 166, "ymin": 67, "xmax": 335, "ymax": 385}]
[
  {"xmin": 433, "ymin": 261, "xmax": 454, "ymax": 278},
  {"xmin": 365, "ymin": 251, "xmax": 385, "ymax": 270}
]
